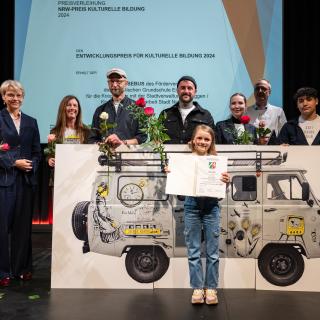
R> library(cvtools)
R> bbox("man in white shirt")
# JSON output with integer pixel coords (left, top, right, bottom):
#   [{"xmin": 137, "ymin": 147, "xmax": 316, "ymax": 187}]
[
  {"xmin": 246, "ymin": 79, "xmax": 287, "ymax": 144},
  {"xmin": 278, "ymin": 87, "xmax": 320, "ymax": 145}
]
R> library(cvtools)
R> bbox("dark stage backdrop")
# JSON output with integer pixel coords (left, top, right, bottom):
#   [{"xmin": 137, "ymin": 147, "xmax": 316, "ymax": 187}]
[
  {"xmin": 283, "ymin": 0, "xmax": 320, "ymax": 119},
  {"xmin": 1, "ymin": 0, "xmax": 320, "ymax": 223}
]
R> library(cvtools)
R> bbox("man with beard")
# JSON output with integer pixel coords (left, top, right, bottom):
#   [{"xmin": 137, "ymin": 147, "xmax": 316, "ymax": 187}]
[
  {"xmin": 160, "ymin": 76, "xmax": 214, "ymax": 144},
  {"xmin": 89, "ymin": 68, "xmax": 146, "ymax": 146},
  {"xmin": 245, "ymin": 79, "xmax": 286, "ymax": 144}
]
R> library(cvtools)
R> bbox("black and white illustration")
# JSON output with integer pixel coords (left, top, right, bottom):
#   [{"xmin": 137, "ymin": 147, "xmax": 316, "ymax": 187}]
[{"xmin": 53, "ymin": 144, "xmax": 320, "ymax": 290}]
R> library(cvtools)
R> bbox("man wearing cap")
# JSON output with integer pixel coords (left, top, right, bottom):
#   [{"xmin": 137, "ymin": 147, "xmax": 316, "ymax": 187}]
[
  {"xmin": 160, "ymin": 76, "xmax": 214, "ymax": 144},
  {"xmin": 89, "ymin": 68, "xmax": 146, "ymax": 145},
  {"xmin": 245, "ymin": 79, "xmax": 287, "ymax": 144}
]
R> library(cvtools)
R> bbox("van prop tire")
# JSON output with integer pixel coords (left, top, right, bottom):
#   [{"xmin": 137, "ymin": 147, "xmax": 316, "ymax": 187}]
[
  {"xmin": 258, "ymin": 245, "xmax": 304, "ymax": 286},
  {"xmin": 72, "ymin": 201, "xmax": 90, "ymax": 241},
  {"xmin": 125, "ymin": 246, "xmax": 169, "ymax": 283}
]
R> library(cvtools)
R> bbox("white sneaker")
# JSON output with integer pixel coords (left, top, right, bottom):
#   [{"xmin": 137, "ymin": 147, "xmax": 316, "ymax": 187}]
[
  {"xmin": 191, "ymin": 289, "xmax": 205, "ymax": 304},
  {"xmin": 205, "ymin": 289, "xmax": 218, "ymax": 305}
]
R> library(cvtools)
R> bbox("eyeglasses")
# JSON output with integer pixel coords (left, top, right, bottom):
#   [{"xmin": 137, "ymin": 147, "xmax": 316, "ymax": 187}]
[
  {"xmin": 108, "ymin": 79, "xmax": 126, "ymax": 85},
  {"xmin": 254, "ymin": 86, "xmax": 269, "ymax": 93}
]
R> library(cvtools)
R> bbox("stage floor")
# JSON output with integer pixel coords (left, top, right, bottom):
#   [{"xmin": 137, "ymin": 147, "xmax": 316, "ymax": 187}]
[{"xmin": 1, "ymin": 231, "xmax": 320, "ymax": 320}]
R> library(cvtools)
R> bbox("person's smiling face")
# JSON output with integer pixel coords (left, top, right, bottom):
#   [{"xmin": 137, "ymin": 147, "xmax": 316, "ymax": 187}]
[
  {"xmin": 254, "ymin": 80, "xmax": 271, "ymax": 106},
  {"xmin": 65, "ymin": 98, "xmax": 79, "ymax": 121},
  {"xmin": 192, "ymin": 128, "xmax": 212, "ymax": 155},
  {"xmin": 2, "ymin": 87, "xmax": 24, "ymax": 113},
  {"xmin": 230, "ymin": 94, "xmax": 246, "ymax": 119},
  {"xmin": 177, "ymin": 80, "xmax": 196, "ymax": 104}
]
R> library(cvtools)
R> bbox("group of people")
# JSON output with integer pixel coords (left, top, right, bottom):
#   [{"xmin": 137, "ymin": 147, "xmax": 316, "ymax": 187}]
[
  {"xmin": 161, "ymin": 76, "xmax": 318, "ymax": 147},
  {"xmin": 45, "ymin": 70, "xmax": 320, "ymax": 162},
  {"xmin": 0, "ymin": 68, "xmax": 319, "ymax": 305}
]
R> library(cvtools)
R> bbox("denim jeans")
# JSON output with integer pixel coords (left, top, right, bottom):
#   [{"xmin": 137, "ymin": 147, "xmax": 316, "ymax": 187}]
[{"xmin": 184, "ymin": 196, "xmax": 220, "ymax": 289}]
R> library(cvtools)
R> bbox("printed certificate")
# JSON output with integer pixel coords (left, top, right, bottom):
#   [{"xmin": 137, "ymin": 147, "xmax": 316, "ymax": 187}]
[
  {"xmin": 195, "ymin": 155, "xmax": 228, "ymax": 198},
  {"xmin": 165, "ymin": 154, "xmax": 228, "ymax": 198}
]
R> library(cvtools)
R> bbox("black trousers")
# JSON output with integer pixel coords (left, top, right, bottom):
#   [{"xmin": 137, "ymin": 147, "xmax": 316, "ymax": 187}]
[{"xmin": 0, "ymin": 173, "xmax": 35, "ymax": 279}]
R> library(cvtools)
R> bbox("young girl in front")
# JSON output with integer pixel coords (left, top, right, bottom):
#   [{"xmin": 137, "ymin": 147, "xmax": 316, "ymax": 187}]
[{"xmin": 183, "ymin": 124, "xmax": 229, "ymax": 305}]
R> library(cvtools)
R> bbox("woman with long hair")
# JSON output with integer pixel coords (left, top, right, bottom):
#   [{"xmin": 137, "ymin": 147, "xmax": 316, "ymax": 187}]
[{"xmin": 47, "ymin": 95, "xmax": 90, "ymax": 167}]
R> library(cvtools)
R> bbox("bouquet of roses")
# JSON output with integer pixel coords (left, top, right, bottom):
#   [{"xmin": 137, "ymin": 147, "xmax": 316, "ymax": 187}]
[
  {"xmin": 225, "ymin": 115, "xmax": 254, "ymax": 145},
  {"xmin": 127, "ymin": 97, "xmax": 170, "ymax": 166}
]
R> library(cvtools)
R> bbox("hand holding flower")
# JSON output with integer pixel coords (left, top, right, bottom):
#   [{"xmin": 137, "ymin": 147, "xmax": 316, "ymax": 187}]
[
  {"xmin": 105, "ymin": 133, "xmax": 122, "ymax": 147},
  {"xmin": 44, "ymin": 134, "xmax": 57, "ymax": 158},
  {"xmin": 96, "ymin": 112, "xmax": 118, "ymax": 158},
  {"xmin": 48, "ymin": 157, "xmax": 55, "ymax": 167},
  {"xmin": 127, "ymin": 97, "xmax": 170, "ymax": 168},
  {"xmin": 256, "ymin": 120, "xmax": 271, "ymax": 144},
  {"xmin": 225, "ymin": 115, "xmax": 254, "ymax": 144},
  {"xmin": 258, "ymin": 136, "xmax": 269, "ymax": 145}
]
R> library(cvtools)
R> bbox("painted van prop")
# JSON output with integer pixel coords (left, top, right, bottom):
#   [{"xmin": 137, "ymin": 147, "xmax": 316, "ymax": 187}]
[{"xmin": 71, "ymin": 146, "xmax": 320, "ymax": 286}]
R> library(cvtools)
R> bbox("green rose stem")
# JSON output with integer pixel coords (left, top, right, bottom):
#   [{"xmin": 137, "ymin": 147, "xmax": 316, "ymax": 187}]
[{"xmin": 127, "ymin": 98, "xmax": 170, "ymax": 171}]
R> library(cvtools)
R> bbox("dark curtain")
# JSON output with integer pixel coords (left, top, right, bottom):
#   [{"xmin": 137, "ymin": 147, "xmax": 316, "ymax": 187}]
[
  {"xmin": 283, "ymin": 1, "xmax": 320, "ymax": 119},
  {"xmin": 1, "ymin": 0, "xmax": 320, "ymax": 223}
]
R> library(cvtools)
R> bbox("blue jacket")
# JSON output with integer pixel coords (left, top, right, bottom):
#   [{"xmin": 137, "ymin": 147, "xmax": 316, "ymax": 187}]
[{"xmin": 0, "ymin": 108, "xmax": 41, "ymax": 186}]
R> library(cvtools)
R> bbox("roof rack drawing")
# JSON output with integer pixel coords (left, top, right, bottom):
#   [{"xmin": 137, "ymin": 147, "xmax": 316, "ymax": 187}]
[{"xmin": 98, "ymin": 149, "xmax": 287, "ymax": 173}]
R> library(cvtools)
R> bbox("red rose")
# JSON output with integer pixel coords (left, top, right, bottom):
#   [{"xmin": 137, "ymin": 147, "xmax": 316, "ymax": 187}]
[
  {"xmin": 135, "ymin": 97, "xmax": 146, "ymax": 108},
  {"xmin": 240, "ymin": 115, "xmax": 250, "ymax": 124},
  {"xmin": 144, "ymin": 106, "xmax": 154, "ymax": 117},
  {"xmin": 0, "ymin": 143, "xmax": 10, "ymax": 151}
]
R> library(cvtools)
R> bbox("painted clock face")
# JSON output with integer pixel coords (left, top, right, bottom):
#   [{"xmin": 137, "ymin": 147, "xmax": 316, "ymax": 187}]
[{"xmin": 119, "ymin": 183, "xmax": 144, "ymax": 207}]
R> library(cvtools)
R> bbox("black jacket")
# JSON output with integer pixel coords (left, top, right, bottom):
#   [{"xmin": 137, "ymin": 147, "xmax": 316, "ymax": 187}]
[
  {"xmin": 215, "ymin": 117, "xmax": 258, "ymax": 144},
  {"xmin": 0, "ymin": 108, "xmax": 41, "ymax": 186},
  {"xmin": 278, "ymin": 118, "xmax": 320, "ymax": 145},
  {"xmin": 160, "ymin": 102, "xmax": 215, "ymax": 144},
  {"xmin": 89, "ymin": 96, "xmax": 147, "ymax": 143}
]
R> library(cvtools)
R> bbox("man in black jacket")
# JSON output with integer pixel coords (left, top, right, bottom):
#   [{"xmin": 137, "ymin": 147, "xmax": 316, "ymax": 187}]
[
  {"xmin": 89, "ymin": 68, "xmax": 146, "ymax": 146},
  {"xmin": 160, "ymin": 76, "xmax": 214, "ymax": 144},
  {"xmin": 278, "ymin": 87, "xmax": 319, "ymax": 145}
]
